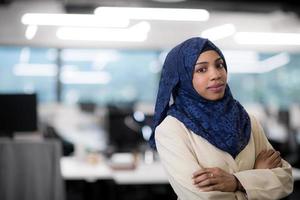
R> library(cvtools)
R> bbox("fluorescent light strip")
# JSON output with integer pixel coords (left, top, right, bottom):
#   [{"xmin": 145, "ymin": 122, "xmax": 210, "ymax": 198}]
[
  {"xmin": 94, "ymin": 7, "xmax": 209, "ymax": 21},
  {"xmin": 259, "ymin": 52, "xmax": 290, "ymax": 73},
  {"xmin": 201, "ymin": 24, "xmax": 236, "ymax": 41},
  {"xmin": 61, "ymin": 50, "xmax": 120, "ymax": 62},
  {"xmin": 225, "ymin": 51, "xmax": 289, "ymax": 73},
  {"xmin": 22, "ymin": 13, "xmax": 129, "ymax": 28},
  {"xmin": 56, "ymin": 21, "xmax": 150, "ymax": 42},
  {"xmin": 25, "ymin": 25, "xmax": 38, "ymax": 40},
  {"xmin": 13, "ymin": 64, "xmax": 57, "ymax": 76},
  {"xmin": 234, "ymin": 32, "xmax": 300, "ymax": 45},
  {"xmin": 61, "ymin": 71, "xmax": 111, "ymax": 84}
]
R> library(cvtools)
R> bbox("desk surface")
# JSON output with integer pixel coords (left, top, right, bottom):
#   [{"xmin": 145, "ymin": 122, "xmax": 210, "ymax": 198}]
[
  {"xmin": 61, "ymin": 156, "xmax": 168, "ymax": 184},
  {"xmin": 61, "ymin": 156, "xmax": 300, "ymax": 184}
]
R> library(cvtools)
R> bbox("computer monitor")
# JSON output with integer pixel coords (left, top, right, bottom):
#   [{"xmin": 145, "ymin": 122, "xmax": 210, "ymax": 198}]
[
  {"xmin": 107, "ymin": 105, "xmax": 146, "ymax": 152},
  {"xmin": 0, "ymin": 93, "xmax": 38, "ymax": 138},
  {"xmin": 78, "ymin": 101, "xmax": 96, "ymax": 113}
]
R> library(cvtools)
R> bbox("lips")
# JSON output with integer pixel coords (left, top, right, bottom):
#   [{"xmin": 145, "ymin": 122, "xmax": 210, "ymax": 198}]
[{"xmin": 207, "ymin": 83, "xmax": 225, "ymax": 93}]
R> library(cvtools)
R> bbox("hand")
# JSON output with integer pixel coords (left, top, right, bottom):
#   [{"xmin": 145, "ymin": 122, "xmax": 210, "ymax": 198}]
[
  {"xmin": 254, "ymin": 149, "xmax": 282, "ymax": 169},
  {"xmin": 192, "ymin": 167, "xmax": 237, "ymax": 192}
]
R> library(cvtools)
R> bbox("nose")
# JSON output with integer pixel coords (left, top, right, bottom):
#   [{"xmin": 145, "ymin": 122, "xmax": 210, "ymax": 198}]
[{"xmin": 210, "ymin": 67, "xmax": 221, "ymax": 81}]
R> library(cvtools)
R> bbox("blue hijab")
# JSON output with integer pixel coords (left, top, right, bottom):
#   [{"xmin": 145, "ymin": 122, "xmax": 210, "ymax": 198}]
[{"xmin": 149, "ymin": 37, "xmax": 251, "ymax": 158}]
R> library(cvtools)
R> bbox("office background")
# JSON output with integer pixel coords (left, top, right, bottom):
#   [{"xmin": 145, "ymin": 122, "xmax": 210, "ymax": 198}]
[{"xmin": 0, "ymin": 0, "xmax": 300, "ymax": 200}]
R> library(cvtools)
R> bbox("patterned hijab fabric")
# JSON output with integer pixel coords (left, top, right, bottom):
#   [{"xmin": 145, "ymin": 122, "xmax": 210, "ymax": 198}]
[{"xmin": 150, "ymin": 37, "xmax": 251, "ymax": 158}]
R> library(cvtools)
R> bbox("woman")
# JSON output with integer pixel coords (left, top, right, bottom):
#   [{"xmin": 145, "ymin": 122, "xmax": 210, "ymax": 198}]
[{"xmin": 149, "ymin": 37, "xmax": 293, "ymax": 200}]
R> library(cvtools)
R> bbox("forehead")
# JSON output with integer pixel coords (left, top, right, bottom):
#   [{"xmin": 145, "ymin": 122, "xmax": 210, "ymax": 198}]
[{"xmin": 196, "ymin": 50, "xmax": 220, "ymax": 62}]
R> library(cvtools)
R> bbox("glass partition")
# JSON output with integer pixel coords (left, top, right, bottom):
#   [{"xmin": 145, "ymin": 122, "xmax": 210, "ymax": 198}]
[{"xmin": 0, "ymin": 47, "xmax": 57, "ymax": 102}]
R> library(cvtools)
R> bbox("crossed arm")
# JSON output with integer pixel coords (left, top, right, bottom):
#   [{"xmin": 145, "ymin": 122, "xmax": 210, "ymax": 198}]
[{"xmin": 192, "ymin": 149, "xmax": 282, "ymax": 193}]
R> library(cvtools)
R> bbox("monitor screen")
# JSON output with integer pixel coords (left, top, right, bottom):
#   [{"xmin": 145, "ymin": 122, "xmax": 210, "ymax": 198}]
[
  {"xmin": 107, "ymin": 105, "xmax": 146, "ymax": 152},
  {"xmin": 78, "ymin": 101, "xmax": 96, "ymax": 113},
  {"xmin": 0, "ymin": 93, "xmax": 37, "ymax": 136}
]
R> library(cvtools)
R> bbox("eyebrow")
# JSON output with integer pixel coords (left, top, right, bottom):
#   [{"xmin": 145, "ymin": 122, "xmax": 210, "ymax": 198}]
[{"xmin": 195, "ymin": 57, "xmax": 223, "ymax": 66}]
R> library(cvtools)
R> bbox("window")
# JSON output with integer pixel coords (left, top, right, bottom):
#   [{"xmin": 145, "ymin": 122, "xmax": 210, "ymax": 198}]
[
  {"xmin": 60, "ymin": 49, "xmax": 160, "ymax": 105},
  {"xmin": 0, "ymin": 47, "xmax": 57, "ymax": 102}
]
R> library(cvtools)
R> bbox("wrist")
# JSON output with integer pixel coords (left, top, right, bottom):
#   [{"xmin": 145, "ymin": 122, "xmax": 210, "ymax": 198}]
[
  {"xmin": 233, "ymin": 175, "xmax": 239, "ymax": 191},
  {"xmin": 233, "ymin": 175, "xmax": 245, "ymax": 192}
]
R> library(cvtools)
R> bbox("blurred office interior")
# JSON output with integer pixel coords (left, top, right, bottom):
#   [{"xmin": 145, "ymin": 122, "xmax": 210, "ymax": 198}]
[{"xmin": 0, "ymin": 0, "xmax": 300, "ymax": 199}]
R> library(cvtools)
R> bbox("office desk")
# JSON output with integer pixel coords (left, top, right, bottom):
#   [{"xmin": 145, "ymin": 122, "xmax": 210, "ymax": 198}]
[
  {"xmin": 61, "ymin": 156, "xmax": 112, "ymax": 182},
  {"xmin": 61, "ymin": 156, "xmax": 174, "ymax": 200},
  {"xmin": 112, "ymin": 162, "xmax": 168, "ymax": 184},
  {"xmin": 61, "ymin": 156, "xmax": 300, "ymax": 184},
  {"xmin": 61, "ymin": 156, "xmax": 169, "ymax": 184}
]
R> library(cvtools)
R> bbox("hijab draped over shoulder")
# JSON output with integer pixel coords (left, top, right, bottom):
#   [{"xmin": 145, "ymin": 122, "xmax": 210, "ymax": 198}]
[{"xmin": 150, "ymin": 37, "xmax": 251, "ymax": 158}]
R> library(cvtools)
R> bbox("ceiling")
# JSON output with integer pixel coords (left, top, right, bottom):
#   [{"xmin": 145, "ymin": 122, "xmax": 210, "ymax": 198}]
[
  {"xmin": 0, "ymin": 0, "xmax": 300, "ymax": 51},
  {"xmin": 1, "ymin": 0, "xmax": 298, "ymax": 14}
]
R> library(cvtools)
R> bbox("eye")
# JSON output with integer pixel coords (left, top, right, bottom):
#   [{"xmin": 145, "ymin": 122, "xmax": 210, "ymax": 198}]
[
  {"xmin": 195, "ymin": 67, "xmax": 207, "ymax": 73},
  {"xmin": 217, "ymin": 62, "xmax": 225, "ymax": 68}
]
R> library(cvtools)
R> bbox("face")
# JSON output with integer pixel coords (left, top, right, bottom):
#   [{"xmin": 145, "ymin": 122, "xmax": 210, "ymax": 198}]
[{"xmin": 192, "ymin": 50, "xmax": 227, "ymax": 101}]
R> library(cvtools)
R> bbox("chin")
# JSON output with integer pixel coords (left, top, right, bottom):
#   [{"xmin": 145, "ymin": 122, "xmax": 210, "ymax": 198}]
[{"xmin": 208, "ymin": 93, "xmax": 225, "ymax": 101}]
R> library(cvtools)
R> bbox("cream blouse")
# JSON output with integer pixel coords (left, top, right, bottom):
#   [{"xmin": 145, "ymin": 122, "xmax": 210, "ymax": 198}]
[{"xmin": 155, "ymin": 115, "xmax": 293, "ymax": 200}]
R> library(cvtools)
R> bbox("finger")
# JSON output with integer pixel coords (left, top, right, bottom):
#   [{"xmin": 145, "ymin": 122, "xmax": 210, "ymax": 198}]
[
  {"xmin": 198, "ymin": 184, "xmax": 217, "ymax": 192},
  {"xmin": 258, "ymin": 149, "xmax": 270, "ymax": 159},
  {"xmin": 269, "ymin": 151, "xmax": 281, "ymax": 162},
  {"xmin": 197, "ymin": 177, "xmax": 218, "ymax": 187},
  {"xmin": 259, "ymin": 149, "xmax": 267, "ymax": 154},
  {"xmin": 266, "ymin": 149, "xmax": 275, "ymax": 157},
  {"xmin": 272, "ymin": 158, "xmax": 282, "ymax": 168},
  {"xmin": 193, "ymin": 173, "xmax": 212, "ymax": 184},
  {"xmin": 192, "ymin": 169, "xmax": 208, "ymax": 178},
  {"xmin": 270, "ymin": 159, "xmax": 279, "ymax": 168},
  {"xmin": 263, "ymin": 150, "xmax": 275, "ymax": 161},
  {"xmin": 267, "ymin": 153, "xmax": 281, "ymax": 167},
  {"xmin": 194, "ymin": 170, "xmax": 218, "ymax": 185}
]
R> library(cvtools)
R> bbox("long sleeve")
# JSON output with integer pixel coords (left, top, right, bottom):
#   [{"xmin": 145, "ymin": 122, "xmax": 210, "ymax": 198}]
[
  {"xmin": 155, "ymin": 116, "xmax": 246, "ymax": 200},
  {"xmin": 234, "ymin": 116, "xmax": 294, "ymax": 200}
]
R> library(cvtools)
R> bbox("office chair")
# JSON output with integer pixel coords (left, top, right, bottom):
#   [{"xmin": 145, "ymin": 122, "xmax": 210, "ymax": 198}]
[{"xmin": 0, "ymin": 139, "xmax": 65, "ymax": 200}]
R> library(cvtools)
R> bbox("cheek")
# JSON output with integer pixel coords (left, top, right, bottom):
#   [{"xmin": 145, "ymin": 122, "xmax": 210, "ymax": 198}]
[
  {"xmin": 192, "ymin": 75, "xmax": 207, "ymax": 92},
  {"xmin": 220, "ymin": 69, "xmax": 227, "ymax": 81}
]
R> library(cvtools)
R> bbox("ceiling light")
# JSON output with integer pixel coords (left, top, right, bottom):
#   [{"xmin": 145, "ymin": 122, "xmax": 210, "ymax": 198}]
[
  {"xmin": 94, "ymin": 7, "xmax": 209, "ymax": 21},
  {"xmin": 201, "ymin": 24, "xmax": 236, "ymax": 41},
  {"xmin": 234, "ymin": 32, "xmax": 300, "ymax": 45},
  {"xmin": 61, "ymin": 50, "xmax": 120, "ymax": 62},
  {"xmin": 56, "ymin": 21, "xmax": 150, "ymax": 42},
  {"xmin": 21, "ymin": 13, "xmax": 129, "ymax": 28},
  {"xmin": 25, "ymin": 25, "xmax": 38, "ymax": 40},
  {"xmin": 13, "ymin": 64, "xmax": 57, "ymax": 76},
  {"xmin": 224, "ymin": 51, "xmax": 289, "ymax": 73},
  {"xmin": 259, "ymin": 52, "xmax": 290, "ymax": 73},
  {"xmin": 61, "ymin": 71, "xmax": 111, "ymax": 84}
]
